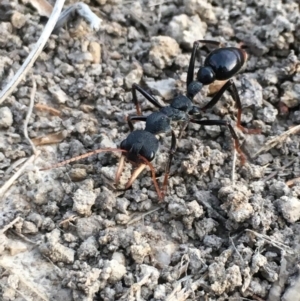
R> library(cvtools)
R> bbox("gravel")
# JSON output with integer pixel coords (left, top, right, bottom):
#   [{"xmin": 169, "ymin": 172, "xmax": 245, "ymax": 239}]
[{"xmin": 1, "ymin": 0, "xmax": 300, "ymax": 300}]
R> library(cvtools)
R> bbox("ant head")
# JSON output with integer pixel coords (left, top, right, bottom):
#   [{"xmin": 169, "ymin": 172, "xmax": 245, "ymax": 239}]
[
  {"xmin": 187, "ymin": 81, "xmax": 203, "ymax": 99},
  {"xmin": 120, "ymin": 130, "xmax": 159, "ymax": 162},
  {"xmin": 197, "ymin": 66, "xmax": 215, "ymax": 85}
]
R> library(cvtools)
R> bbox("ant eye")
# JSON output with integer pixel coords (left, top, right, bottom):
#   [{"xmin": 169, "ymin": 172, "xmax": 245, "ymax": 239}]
[{"xmin": 149, "ymin": 152, "xmax": 155, "ymax": 161}]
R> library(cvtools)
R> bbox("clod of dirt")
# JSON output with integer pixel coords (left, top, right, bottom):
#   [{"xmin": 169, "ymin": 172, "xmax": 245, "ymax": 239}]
[
  {"xmin": 22, "ymin": 221, "xmax": 38, "ymax": 234},
  {"xmin": 76, "ymin": 216, "xmax": 107, "ymax": 240},
  {"xmin": 184, "ymin": 0, "xmax": 217, "ymax": 25},
  {"xmin": 11, "ymin": 11, "xmax": 26, "ymax": 29},
  {"xmin": 72, "ymin": 188, "xmax": 97, "ymax": 216},
  {"xmin": 131, "ymin": 243, "xmax": 152, "ymax": 264},
  {"xmin": 88, "ymin": 41, "xmax": 101, "ymax": 64},
  {"xmin": 145, "ymin": 78, "xmax": 176, "ymax": 100},
  {"xmin": 166, "ymin": 14, "xmax": 207, "ymax": 49},
  {"xmin": 280, "ymin": 82, "xmax": 300, "ymax": 108},
  {"xmin": 219, "ymin": 184, "xmax": 254, "ymax": 223},
  {"xmin": 277, "ymin": 196, "xmax": 300, "ymax": 223},
  {"xmin": 208, "ymin": 262, "xmax": 242, "ymax": 294},
  {"xmin": 39, "ymin": 229, "xmax": 75, "ymax": 264},
  {"xmin": 149, "ymin": 36, "xmax": 181, "ymax": 69},
  {"xmin": 96, "ymin": 186, "xmax": 116, "ymax": 212},
  {"xmin": 0, "ymin": 106, "xmax": 13, "ymax": 128},
  {"xmin": 77, "ymin": 236, "xmax": 99, "ymax": 260},
  {"xmin": 63, "ymin": 261, "xmax": 101, "ymax": 299},
  {"xmin": 124, "ymin": 62, "xmax": 143, "ymax": 89},
  {"xmin": 102, "ymin": 258, "xmax": 126, "ymax": 283},
  {"xmin": 240, "ymin": 76, "xmax": 263, "ymax": 109},
  {"xmin": 48, "ymin": 84, "xmax": 70, "ymax": 104}
]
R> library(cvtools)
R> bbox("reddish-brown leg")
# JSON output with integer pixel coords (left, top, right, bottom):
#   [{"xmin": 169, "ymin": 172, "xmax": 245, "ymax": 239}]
[{"xmin": 115, "ymin": 155, "xmax": 125, "ymax": 185}]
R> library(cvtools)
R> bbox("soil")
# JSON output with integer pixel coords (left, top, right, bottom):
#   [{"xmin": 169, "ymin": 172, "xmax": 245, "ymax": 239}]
[{"xmin": 1, "ymin": 0, "xmax": 300, "ymax": 301}]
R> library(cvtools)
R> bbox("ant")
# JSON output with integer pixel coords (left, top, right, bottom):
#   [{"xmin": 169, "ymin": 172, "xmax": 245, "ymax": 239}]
[
  {"xmin": 41, "ymin": 40, "xmax": 256, "ymax": 201},
  {"xmin": 121, "ymin": 40, "xmax": 260, "ymax": 196}
]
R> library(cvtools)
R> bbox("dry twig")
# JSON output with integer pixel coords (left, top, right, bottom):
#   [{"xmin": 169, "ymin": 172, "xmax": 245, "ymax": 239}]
[
  {"xmin": 0, "ymin": 0, "xmax": 65, "ymax": 105},
  {"xmin": 24, "ymin": 79, "xmax": 37, "ymax": 155},
  {"xmin": 0, "ymin": 152, "xmax": 40, "ymax": 198},
  {"xmin": 254, "ymin": 125, "xmax": 300, "ymax": 157},
  {"xmin": 246, "ymin": 229, "xmax": 295, "ymax": 255},
  {"xmin": 34, "ymin": 103, "xmax": 61, "ymax": 115}
]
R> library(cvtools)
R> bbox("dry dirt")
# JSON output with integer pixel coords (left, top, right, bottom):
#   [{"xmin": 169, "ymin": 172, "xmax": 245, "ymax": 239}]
[{"xmin": 1, "ymin": 0, "xmax": 300, "ymax": 301}]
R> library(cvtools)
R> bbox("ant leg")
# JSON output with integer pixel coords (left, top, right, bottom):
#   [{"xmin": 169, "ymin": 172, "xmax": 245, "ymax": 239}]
[
  {"xmin": 189, "ymin": 119, "xmax": 246, "ymax": 165},
  {"xmin": 200, "ymin": 79, "xmax": 233, "ymax": 111},
  {"xmin": 162, "ymin": 131, "xmax": 177, "ymax": 198},
  {"xmin": 124, "ymin": 163, "xmax": 147, "ymax": 189},
  {"xmin": 115, "ymin": 155, "xmax": 125, "ymax": 184},
  {"xmin": 194, "ymin": 40, "xmax": 224, "ymax": 47},
  {"xmin": 227, "ymin": 81, "xmax": 261, "ymax": 134},
  {"xmin": 132, "ymin": 83, "xmax": 163, "ymax": 116},
  {"xmin": 200, "ymin": 79, "xmax": 260, "ymax": 134},
  {"xmin": 127, "ymin": 115, "xmax": 147, "ymax": 131},
  {"xmin": 187, "ymin": 41, "xmax": 200, "ymax": 89}
]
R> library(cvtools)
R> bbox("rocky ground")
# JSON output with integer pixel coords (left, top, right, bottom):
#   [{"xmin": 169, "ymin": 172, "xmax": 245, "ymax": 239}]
[{"xmin": 1, "ymin": 0, "xmax": 300, "ymax": 300}]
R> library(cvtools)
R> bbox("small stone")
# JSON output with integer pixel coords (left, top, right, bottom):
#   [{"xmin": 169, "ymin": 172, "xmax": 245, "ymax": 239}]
[
  {"xmin": 76, "ymin": 216, "xmax": 104, "ymax": 240},
  {"xmin": 185, "ymin": 0, "xmax": 217, "ymax": 25},
  {"xmin": 145, "ymin": 78, "xmax": 176, "ymax": 100},
  {"xmin": 226, "ymin": 265, "xmax": 242, "ymax": 291},
  {"xmin": 128, "ymin": 26, "xmax": 140, "ymax": 40},
  {"xmin": 48, "ymin": 84, "xmax": 69, "ymax": 104},
  {"xmin": 77, "ymin": 236, "xmax": 99, "ymax": 260},
  {"xmin": 72, "ymin": 188, "xmax": 96, "ymax": 216},
  {"xmin": 280, "ymin": 81, "xmax": 300, "ymax": 108},
  {"xmin": 262, "ymin": 106, "xmax": 278, "ymax": 123},
  {"xmin": 11, "ymin": 11, "xmax": 27, "ymax": 29},
  {"xmin": 22, "ymin": 221, "xmax": 38, "ymax": 234},
  {"xmin": 97, "ymin": 186, "xmax": 116, "ymax": 212},
  {"xmin": 124, "ymin": 62, "xmax": 143, "ymax": 89},
  {"xmin": 89, "ymin": 41, "xmax": 101, "ymax": 64},
  {"xmin": 240, "ymin": 76, "xmax": 263, "ymax": 108},
  {"xmin": 69, "ymin": 168, "xmax": 87, "ymax": 181},
  {"xmin": 204, "ymin": 123, "xmax": 222, "ymax": 138},
  {"xmin": 269, "ymin": 181, "xmax": 290, "ymax": 198},
  {"xmin": 257, "ymin": 153, "xmax": 273, "ymax": 165},
  {"xmin": 39, "ymin": 229, "xmax": 75, "ymax": 264},
  {"xmin": 277, "ymin": 196, "xmax": 300, "ymax": 223},
  {"xmin": 154, "ymin": 285, "xmax": 166, "ymax": 299},
  {"xmin": 26, "ymin": 212, "xmax": 43, "ymax": 228},
  {"xmin": 103, "ymin": 259, "xmax": 126, "ymax": 282},
  {"xmin": 166, "ymin": 14, "xmax": 207, "ymax": 49},
  {"xmin": 0, "ymin": 107, "xmax": 13, "ymax": 128},
  {"xmin": 116, "ymin": 198, "xmax": 130, "ymax": 214},
  {"xmin": 112, "ymin": 252, "xmax": 126, "ymax": 266},
  {"xmin": 149, "ymin": 36, "xmax": 181, "ymax": 69},
  {"xmin": 115, "ymin": 213, "xmax": 131, "ymax": 224},
  {"xmin": 131, "ymin": 243, "xmax": 151, "ymax": 264},
  {"xmin": 68, "ymin": 51, "xmax": 94, "ymax": 64},
  {"xmin": 263, "ymin": 67, "xmax": 279, "ymax": 85}
]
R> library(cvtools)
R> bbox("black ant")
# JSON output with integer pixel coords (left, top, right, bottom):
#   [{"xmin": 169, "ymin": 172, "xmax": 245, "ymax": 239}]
[{"xmin": 41, "ymin": 40, "xmax": 256, "ymax": 201}]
